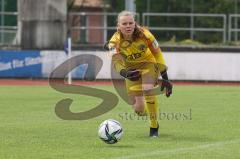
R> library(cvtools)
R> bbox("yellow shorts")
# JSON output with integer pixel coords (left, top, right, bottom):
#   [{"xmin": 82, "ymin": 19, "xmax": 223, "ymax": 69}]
[{"xmin": 125, "ymin": 63, "xmax": 160, "ymax": 96}]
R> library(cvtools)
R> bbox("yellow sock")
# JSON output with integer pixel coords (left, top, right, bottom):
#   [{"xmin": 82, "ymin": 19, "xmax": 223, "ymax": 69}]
[{"xmin": 145, "ymin": 95, "xmax": 158, "ymax": 128}]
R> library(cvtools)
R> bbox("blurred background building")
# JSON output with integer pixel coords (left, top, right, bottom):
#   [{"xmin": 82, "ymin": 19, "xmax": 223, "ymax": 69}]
[
  {"xmin": 1, "ymin": 0, "xmax": 240, "ymax": 50},
  {"xmin": 1, "ymin": 0, "xmax": 240, "ymax": 81},
  {"xmin": 69, "ymin": 0, "xmax": 108, "ymax": 45}
]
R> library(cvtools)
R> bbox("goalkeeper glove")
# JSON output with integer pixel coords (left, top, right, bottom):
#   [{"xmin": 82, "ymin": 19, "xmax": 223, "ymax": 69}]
[
  {"xmin": 103, "ymin": 41, "xmax": 110, "ymax": 51},
  {"xmin": 120, "ymin": 69, "xmax": 141, "ymax": 81},
  {"xmin": 160, "ymin": 70, "xmax": 173, "ymax": 97}
]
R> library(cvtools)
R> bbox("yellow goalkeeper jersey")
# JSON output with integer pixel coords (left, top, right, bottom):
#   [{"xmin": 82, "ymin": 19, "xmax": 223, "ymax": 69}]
[{"xmin": 109, "ymin": 27, "xmax": 167, "ymax": 73}]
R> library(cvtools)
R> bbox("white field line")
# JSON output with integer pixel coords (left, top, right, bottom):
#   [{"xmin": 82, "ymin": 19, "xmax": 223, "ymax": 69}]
[{"xmin": 104, "ymin": 139, "xmax": 240, "ymax": 159}]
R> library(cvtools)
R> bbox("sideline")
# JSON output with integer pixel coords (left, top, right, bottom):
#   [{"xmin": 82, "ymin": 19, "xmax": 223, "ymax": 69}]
[
  {"xmin": 0, "ymin": 79, "xmax": 240, "ymax": 86},
  {"xmin": 106, "ymin": 139, "xmax": 240, "ymax": 159}
]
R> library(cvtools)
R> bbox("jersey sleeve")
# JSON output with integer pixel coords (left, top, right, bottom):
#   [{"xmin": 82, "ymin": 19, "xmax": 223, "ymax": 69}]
[
  {"xmin": 143, "ymin": 28, "xmax": 167, "ymax": 72},
  {"xmin": 109, "ymin": 32, "xmax": 126, "ymax": 72},
  {"xmin": 108, "ymin": 32, "xmax": 120, "ymax": 49}
]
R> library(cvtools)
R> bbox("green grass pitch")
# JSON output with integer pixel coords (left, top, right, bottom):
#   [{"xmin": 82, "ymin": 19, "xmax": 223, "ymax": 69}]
[{"xmin": 0, "ymin": 84, "xmax": 240, "ymax": 159}]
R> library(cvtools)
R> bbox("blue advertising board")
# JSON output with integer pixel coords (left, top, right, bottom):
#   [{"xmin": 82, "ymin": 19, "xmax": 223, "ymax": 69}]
[{"xmin": 0, "ymin": 50, "xmax": 42, "ymax": 78}]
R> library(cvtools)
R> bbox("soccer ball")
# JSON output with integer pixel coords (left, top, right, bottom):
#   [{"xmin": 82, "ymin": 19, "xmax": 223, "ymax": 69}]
[{"xmin": 98, "ymin": 119, "xmax": 123, "ymax": 144}]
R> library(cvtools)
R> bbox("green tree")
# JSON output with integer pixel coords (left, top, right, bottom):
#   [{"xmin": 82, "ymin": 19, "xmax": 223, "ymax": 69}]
[{"xmin": 107, "ymin": 0, "xmax": 239, "ymax": 44}]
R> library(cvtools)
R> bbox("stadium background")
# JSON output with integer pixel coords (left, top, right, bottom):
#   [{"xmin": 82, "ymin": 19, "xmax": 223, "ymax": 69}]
[
  {"xmin": 1, "ymin": 0, "xmax": 240, "ymax": 81},
  {"xmin": 1, "ymin": 1, "xmax": 240, "ymax": 159}
]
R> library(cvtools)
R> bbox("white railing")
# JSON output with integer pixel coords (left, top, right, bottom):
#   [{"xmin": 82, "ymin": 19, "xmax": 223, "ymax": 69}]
[
  {"xmin": 228, "ymin": 14, "xmax": 240, "ymax": 41},
  {"xmin": 0, "ymin": 11, "xmax": 18, "ymax": 45},
  {"xmin": 69, "ymin": 12, "xmax": 140, "ymax": 44},
  {"xmin": 142, "ymin": 13, "xmax": 227, "ymax": 43},
  {"xmin": 1, "ymin": 11, "xmax": 240, "ymax": 47},
  {"xmin": 69, "ymin": 12, "xmax": 140, "ymax": 42}
]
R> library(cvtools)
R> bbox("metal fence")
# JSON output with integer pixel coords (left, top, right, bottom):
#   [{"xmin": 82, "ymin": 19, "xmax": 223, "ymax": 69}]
[
  {"xmin": 69, "ymin": 12, "xmax": 229, "ymax": 46},
  {"xmin": 228, "ymin": 14, "xmax": 240, "ymax": 42},
  {"xmin": 142, "ymin": 13, "xmax": 227, "ymax": 43},
  {"xmin": 0, "ymin": 11, "xmax": 18, "ymax": 45},
  {"xmin": 68, "ymin": 12, "xmax": 140, "ymax": 46},
  {"xmin": 1, "ymin": 11, "xmax": 240, "ymax": 47}
]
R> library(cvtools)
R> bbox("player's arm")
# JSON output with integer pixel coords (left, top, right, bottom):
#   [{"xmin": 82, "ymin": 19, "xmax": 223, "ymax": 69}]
[
  {"xmin": 104, "ymin": 32, "xmax": 124, "ymax": 72},
  {"xmin": 146, "ymin": 34, "xmax": 167, "ymax": 72},
  {"xmin": 104, "ymin": 33, "xmax": 140, "ymax": 81},
  {"xmin": 108, "ymin": 51, "xmax": 141, "ymax": 81},
  {"xmin": 145, "ymin": 30, "xmax": 173, "ymax": 97}
]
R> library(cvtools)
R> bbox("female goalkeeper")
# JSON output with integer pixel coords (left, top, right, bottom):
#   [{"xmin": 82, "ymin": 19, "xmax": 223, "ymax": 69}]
[{"xmin": 105, "ymin": 10, "xmax": 173, "ymax": 137}]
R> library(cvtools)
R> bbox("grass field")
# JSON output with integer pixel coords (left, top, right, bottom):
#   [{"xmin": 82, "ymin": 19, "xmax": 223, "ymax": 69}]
[{"xmin": 0, "ymin": 84, "xmax": 240, "ymax": 159}]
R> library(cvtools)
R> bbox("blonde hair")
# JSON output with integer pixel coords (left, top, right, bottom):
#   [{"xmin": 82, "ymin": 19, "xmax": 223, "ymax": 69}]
[{"xmin": 117, "ymin": 10, "xmax": 136, "ymax": 23}]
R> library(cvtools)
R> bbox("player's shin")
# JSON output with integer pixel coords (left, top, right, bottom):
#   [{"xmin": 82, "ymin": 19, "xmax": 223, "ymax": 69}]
[{"xmin": 145, "ymin": 95, "xmax": 158, "ymax": 128}]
